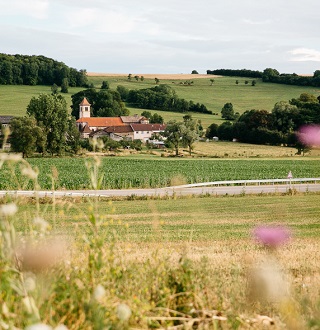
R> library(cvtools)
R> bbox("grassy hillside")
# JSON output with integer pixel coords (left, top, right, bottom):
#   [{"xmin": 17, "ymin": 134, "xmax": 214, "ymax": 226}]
[
  {"xmin": 0, "ymin": 85, "xmax": 84, "ymax": 117},
  {"xmin": 87, "ymin": 74, "xmax": 319, "ymax": 114},
  {"xmin": 0, "ymin": 75, "xmax": 319, "ymax": 128}
]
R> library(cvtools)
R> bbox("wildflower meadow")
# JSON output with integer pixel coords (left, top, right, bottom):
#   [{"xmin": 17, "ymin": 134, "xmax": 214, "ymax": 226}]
[{"xmin": 0, "ymin": 150, "xmax": 319, "ymax": 329}]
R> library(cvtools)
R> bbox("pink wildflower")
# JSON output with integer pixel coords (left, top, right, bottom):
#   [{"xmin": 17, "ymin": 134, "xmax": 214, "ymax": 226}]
[
  {"xmin": 298, "ymin": 124, "xmax": 320, "ymax": 146},
  {"xmin": 253, "ymin": 225, "xmax": 290, "ymax": 248}
]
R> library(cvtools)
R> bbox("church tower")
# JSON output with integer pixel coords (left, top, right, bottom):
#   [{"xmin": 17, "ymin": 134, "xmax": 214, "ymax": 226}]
[{"xmin": 79, "ymin": 97, "xmax": 91, "ymax": 118}]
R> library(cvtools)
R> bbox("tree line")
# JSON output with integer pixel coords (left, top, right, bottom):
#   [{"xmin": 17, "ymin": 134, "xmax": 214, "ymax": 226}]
[
  {"xmin": 117, "ymin": 84, "xmax": 212, "ymax": 114},
  {"xmin": 207, "ymin": 68, "xmax": 320, "ymax": 87},
  {"xmin": 0, "ymin": 53, "xmax": 88, "ymax": 87},
  {"xmin": 205, "ymin": 93, "xmax": 320, "ymax": 153},
  {"xmin": 207, "ymin": 69, "xmax": 262, "ymax": 78}
]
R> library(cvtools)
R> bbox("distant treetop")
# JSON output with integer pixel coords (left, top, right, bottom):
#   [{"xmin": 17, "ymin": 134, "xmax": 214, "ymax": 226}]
[{"xmin": 0, "ymin": 53, "xmax": 88, "ymax": 87}]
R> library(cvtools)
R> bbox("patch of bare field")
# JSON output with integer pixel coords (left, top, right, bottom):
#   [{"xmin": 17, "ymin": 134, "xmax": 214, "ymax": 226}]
[{"xmin": 87, "ymin": 72, "xmax": 219, "ymax": 80}]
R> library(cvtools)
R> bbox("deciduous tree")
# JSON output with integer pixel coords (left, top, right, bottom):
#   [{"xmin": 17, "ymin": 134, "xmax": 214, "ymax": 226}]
[
  {"xmin": 27, "ymin": 94, "xmax": 69, "ymax": 155},
  {"xmin": 60, "ymin": 78, "xmax": 69, "ymax": 93},
  {"xmin": 101, "ymin": 81, "xmax": 110, "ymax": 89},
  {"xmin": 221, "ymin": 103, "xmax": 236, "ymax": 120},
  {"xmin": 162, "ymin": 120, "xmax": 185, "ymax": 156},
  {"xmin": 10, "ymin": 117, "xmax": 46, "ymax": 157}
]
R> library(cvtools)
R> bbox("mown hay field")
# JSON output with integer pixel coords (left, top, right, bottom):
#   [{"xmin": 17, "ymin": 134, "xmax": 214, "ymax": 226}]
[{"xmin": 3, "ymin": 192, "xmax": 320, "ymax": 329}]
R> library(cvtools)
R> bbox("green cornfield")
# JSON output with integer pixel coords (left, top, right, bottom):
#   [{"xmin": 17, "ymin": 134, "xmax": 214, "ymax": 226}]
[{"xmin": 1, "ymin": 157, "xmax": 319, "ymax": 190}]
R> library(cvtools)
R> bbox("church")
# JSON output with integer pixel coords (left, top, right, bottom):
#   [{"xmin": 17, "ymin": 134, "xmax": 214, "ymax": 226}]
[{"xmin": 76, "ymin": 98, "xmax": 166, "ymax": 142}]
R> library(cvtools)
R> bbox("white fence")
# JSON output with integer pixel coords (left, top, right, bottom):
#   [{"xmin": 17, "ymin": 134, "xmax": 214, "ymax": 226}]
[{"xmin": 170, "ymin": 178, "xmax": 320, "ymax": 188}]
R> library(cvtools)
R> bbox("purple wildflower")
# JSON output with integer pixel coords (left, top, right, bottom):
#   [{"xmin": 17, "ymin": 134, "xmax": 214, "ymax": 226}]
[
  {"xmin": 253, "ymin": 225, "xmax": 291, "ymax": 248},
  {"xmin": 298, "ymin": 124, "xmax": 320, "ymax": 146}
]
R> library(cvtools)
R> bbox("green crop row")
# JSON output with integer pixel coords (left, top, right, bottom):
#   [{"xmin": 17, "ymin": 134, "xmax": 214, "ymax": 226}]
[{"xmin": 1, "ymin": 157, "xmax": 319, "ymax": 190}]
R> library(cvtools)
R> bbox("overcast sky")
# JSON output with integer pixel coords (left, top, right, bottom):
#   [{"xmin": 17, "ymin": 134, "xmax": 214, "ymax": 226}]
[{"xmin": 1, "ymin": 0, "xmax": 320, "ymax": 74}]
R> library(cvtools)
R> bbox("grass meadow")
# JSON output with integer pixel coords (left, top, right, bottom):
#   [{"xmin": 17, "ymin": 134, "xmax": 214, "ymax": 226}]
[
  {"xmin": 87, "ymin": 74, "xmax": 320, "ymax": 125},
  {"xmin": 1, "ymin": 181, "xmax": 320, "ymax": 329},
  {"xmin": 0, "ymin": 152, "xmax": 320, "ymax": 329},
  {"xmin": 1, "ymin": 74, "xmax": 319, "ymax": 127}
]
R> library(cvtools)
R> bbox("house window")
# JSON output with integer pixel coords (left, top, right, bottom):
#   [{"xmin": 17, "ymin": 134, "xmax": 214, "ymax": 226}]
[
  {"xmin": 136, "ymin": 131, "xmax": 139, "ymax": 134},
  {"xmin": 85, "ymin": 107, "xmax": 89, "ymax": 111}
]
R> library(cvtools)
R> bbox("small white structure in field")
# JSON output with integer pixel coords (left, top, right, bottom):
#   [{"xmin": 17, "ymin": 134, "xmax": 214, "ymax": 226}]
[{"xmin": 212, "ymin": 136, "xmax": 219, "ymax": 142}]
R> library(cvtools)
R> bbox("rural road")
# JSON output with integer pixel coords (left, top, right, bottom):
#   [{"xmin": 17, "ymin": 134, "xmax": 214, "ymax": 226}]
[{"xmin": 1, "ymin": 183, "xmax": 320, "ymax": 198}]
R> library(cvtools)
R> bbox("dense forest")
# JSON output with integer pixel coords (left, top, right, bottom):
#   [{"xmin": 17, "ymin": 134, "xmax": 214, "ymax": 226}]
[
  {"xmin": 207, "ymin": 68, "xmax": 320, "ymax": 87},
  {"xmin": 0, "ymin": 53, "xmax": 87, "ymax": 87}
]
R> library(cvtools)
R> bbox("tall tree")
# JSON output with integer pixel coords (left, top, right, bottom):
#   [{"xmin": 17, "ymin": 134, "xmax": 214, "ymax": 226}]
[
  {"xmin": 182, "ymin": 126, "xmax": 199, "ymax": 155},
  {"xmin": 162, "ymin": 120, "xmax": 185, "ymax": 156},
  {"xmin": 65, "ymin": 117, "xmax": 81, "ymax": 154},
  {"xmin": 10, "ymin": 117, "xmax": 46, "ymax": 157},
  {"xmin": 205, "ymin": 123, "xmax": 219, "ymax": 138},
  {"xmin": 27, "ymin": 94, "xmax": 69, "ymax": 155},
  {"xmin": 60, "ymin": 78, "xmax": 69, "ymax": 93},
  {"xmin": 101, "ymin": 81, "xmax": 110, "ymax": 89},
  {"xmin": 221, "ymin": 103, "xmax": 235, "ymax": 120}
]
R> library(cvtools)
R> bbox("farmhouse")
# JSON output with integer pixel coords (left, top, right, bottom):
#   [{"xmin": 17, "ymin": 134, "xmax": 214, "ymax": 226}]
[
  {"xmin": 76, "ymin": 98, "xmax": 166, "ymax": 141},
  {"xmin": 0, "ymin": 116, "xmax": 14, "ymax": 129},
  {"xmin": 0, "ymin": 116, "xmax": 14, "ymax": 150}
]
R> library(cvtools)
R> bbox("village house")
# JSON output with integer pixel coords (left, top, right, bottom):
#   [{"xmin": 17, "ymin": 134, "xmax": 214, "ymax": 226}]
[
  {"xmin": 0, "ymin": 116, "xmax": 14, "ymax": 130},
  {"xmin": 0, "ymin": 116, "xmax": 14, "ymax": 150},
  {"xmin": 76, "ymin": 98, "xmax": 166, "ymax": 142}
]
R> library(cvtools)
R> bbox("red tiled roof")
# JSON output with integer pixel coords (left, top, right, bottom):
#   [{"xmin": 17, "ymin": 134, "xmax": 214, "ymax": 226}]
[
  {"xmin": 80, "ymin": 97, "xmax": 91, "ymax": 106},
  {"xmin": 76, "ymin": 117, "xmax": 125, "ymax": 127},
  {"xmin": 130, "ymin": 124, "xmax": 166, "ymax": 131},
  {"xmin": 105, "ymin": 126, "xmax": 133, "ymax": 133},
  {"xmin": 120, "ymin": 115, "xmax": 148, "ymax": 123},
  {"xmin": 82, "ymin": 125, "xmax": 92, "ymax": 133}
]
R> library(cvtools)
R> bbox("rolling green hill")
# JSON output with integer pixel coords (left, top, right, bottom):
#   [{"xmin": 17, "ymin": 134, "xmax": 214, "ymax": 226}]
[{"xmin": 0, "ymin": 75, "xmax": 319, "ymax": 128}]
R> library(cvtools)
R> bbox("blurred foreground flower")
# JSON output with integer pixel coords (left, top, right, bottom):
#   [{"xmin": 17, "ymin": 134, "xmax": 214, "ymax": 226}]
[
  {"xmin": 117, "ymin": 303, "xmax": 132, "ymax": 321},
  {"xmin": 0, "ymin": 203, "xmax": 18, "ymax": 217},
  {"xmin": 298, "ymin": 124, "xmax": 320, "ymax": 146},
  {"xmin": 25, "ymin": 324, "xmax": 52, "ymax": 330},
  {"xmin": 18, "ymin": 239, "xmax": 67, "ymax": 273},
  {"xmin": 25, "ymin": 324, "xmax": 68, "ymax": 330},
  {"xmin": 248, "ymin": 258, "xmax": 290, "ymax": 303},
  {"xmin": 253, "ymin": 225, "xmax": 290, "ymax": 248},
  {"xmin": 93, "ymin": 284, "xmax": 106, "ymax": 301}
]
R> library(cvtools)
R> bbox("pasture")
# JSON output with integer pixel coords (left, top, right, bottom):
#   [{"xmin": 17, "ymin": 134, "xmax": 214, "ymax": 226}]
[
  {"xmin": 0, "ymin": 74, "xmax": 319, "ymax": 128},
  {"xmin": 87, "ymin": 73, "xmax": 319, "ymax": 117}
]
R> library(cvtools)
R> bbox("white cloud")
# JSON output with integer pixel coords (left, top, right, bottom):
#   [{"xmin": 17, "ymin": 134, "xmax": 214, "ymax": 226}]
[
  {"xmin": 289, "ymin": 48, "xmax": 320, "ymax": 62},
  {"xmin": 243, "ymin": 19, "xmax": 272, "ymax": 25},
  {"xmin": 66, "ymin": 7, "xmax": 136, "ymax": 34},
  {"xmin": 0, "ymin": 0, "xmax": 49, "ymax": 19}
]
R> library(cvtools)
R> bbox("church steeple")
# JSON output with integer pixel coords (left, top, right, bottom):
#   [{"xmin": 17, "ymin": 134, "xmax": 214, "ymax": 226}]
[{"xmin": 79, "ymin": 97, "xmax": 91, "ymax": 118}]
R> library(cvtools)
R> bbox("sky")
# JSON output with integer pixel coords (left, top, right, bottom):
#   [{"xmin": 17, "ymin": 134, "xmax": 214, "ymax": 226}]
[{"xmin": 1, "ymin": 0, "xmax": 320, "ymax": 74}]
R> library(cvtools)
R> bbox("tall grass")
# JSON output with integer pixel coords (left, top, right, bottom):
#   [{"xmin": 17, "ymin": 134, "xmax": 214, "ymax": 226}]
[{"xmin": 0, "ymin": 151, "xmax": 319, "ymax": 329}]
